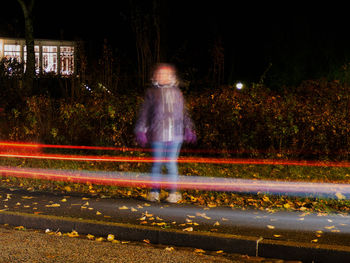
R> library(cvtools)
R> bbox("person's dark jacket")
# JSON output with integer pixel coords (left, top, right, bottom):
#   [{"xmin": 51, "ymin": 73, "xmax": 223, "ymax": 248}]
[{"xmin": 135, "ymin": 84, "xmax": 194, "ymax": 143}]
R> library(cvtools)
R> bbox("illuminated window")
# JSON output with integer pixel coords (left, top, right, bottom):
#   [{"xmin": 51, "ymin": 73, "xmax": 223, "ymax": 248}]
[
  {"xmin": 0, "ymin": 38, "xmax": 75, "ymax": 76},
  {"xmin": 60, "ymin": 46, "xmax": 74, "ymax": 75},
  {"xmin": 42, "ymin": 46, "xmax": 57, "ymax": 73},
  {"xmin": 24, "ymin": 46, "xmax": 40, "ymax": 73},
  {"xmin": 4, "ymin": 44, "xmax": 21, "ymax": 61},
  {"xmin": 0, "ymin": 40, "xmax": 3, "ymax": 57}
]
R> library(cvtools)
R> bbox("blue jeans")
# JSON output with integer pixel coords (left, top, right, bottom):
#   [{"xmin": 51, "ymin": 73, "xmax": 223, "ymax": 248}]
[{"xmin": 150, "ymin": 141, "xmax": 182, "ymax": 194}]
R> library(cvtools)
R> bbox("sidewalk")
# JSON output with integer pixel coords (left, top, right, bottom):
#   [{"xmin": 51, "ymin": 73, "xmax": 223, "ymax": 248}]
[{"xmin": 1, "ymin": 186, "xmax": 350, "ymax": 262}]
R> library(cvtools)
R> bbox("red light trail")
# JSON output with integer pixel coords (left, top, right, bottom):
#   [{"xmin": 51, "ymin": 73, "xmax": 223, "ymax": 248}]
[
  {"xmin": 1, "ymin": 141, "xmax": 346, "ymax": 156},
  {"xmin": 1, "ymin": 141, "xmax": 350, "ymax": 199},
  {"xmin": 0, "ymin": 152, "xmax": 349, "ymax": 167}
]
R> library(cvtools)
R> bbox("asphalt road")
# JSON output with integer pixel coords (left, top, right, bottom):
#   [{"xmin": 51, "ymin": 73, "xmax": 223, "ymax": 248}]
[
  {"xmin": 0, "ymin": 187, "xmax": 349, "ymax": 246},
  {"xmin": 0, "ymin": 186, "xmax": 349, "ymax": 262}
]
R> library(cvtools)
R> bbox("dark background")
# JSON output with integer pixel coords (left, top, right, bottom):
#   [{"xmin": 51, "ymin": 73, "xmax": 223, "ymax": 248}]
[{"xmin": 1, "ymin": 1, "xmax": 350, "ymax": 88}]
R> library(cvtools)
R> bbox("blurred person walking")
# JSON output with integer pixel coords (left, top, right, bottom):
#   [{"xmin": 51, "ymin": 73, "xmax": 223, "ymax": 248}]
[{"xmin": 135, "ymin": 63, "xmax": 196, "ymax": 203}]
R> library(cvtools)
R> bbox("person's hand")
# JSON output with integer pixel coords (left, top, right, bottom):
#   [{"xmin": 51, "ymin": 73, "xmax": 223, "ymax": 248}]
[
  {"xmin": 136, "ymin": 132, "xmax": 148, "ymax": 147},
  {"xmin": 184, "ymin": 128, "xmax": 196, "ymax": 144}
]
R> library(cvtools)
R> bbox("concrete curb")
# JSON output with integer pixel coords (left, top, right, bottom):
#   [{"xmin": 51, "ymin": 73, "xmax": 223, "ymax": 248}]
[{"xmin": 1, "ymin": 210, "xmax": 350, "ymax": 262}]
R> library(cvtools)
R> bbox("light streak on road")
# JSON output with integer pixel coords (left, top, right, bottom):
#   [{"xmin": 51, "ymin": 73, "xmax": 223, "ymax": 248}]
[{"xmin": 0, "ymin": 166, "xmax": 349, "ymax": 198}]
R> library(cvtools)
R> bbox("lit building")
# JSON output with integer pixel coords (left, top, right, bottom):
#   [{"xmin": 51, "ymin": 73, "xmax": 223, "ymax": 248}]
[{"xmin": 0, "ymin": 37, "xmax": 75, "ymax": 75}]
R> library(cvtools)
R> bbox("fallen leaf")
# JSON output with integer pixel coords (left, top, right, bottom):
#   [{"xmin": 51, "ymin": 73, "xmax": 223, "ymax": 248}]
[
  {"xmin": 95, "ymin": 237, "xmax": 104, "ymax": 242},
  {"xmin": 267, "ymin": 225, "xmax": 275, "ymax": 229},
  {"xmin": 119, "ymin": 206, "xmax": 129, "ymax": 210},
  {"xmin": 131, "ymin": 207, "xmax": 138, "ymax": 212},
  {"xmin": 45, "ymin": 203, "xmax": 60, "ymax": 208},
  {"xmin": 263, "ymin": 196, "xmax": 270, "ymax": 202},
  {"xmin": 66, "ymin": 230, "xmax": 79, "ymax": 238},
  {"xmin": 96, "ymin": 211, "xmax": 102, "ymax": 215},
  {"xmin": 283, "ymin": 203, "xmax": 291, "ymax": 209},
  {"xmin": 87, "ymin": 234, "xmax": 95, "ymax": 240},
  {"xmin": 216, "ymin": 250, "xmax": 224, "ymax": 254},
  {"xmin": 82, "ymin": 197, "xmax": 90, "ymax": 200},
  {"xmin": 213, "ymin": 221, "xmax": 220, "ymax": 226},
  {"xmin": 194, "ymin": 249, "xmax": 205, "ymax": 253},
  {"xmin": 183, "ymin": 227, "xmax": 193, "ymax": 232},
  {"xmin": 22, "ymin": 196, "xmax": 34, "ymax": 199},
  {"xmin": 324, "ymin": 226, "xmax": 335, "ymax": 230},
  {"xmin": 143, "ymin": 239, "xmax": 150, "ymax": 244},
  {"xmin": 335, "ymin": 192, "xmax": 346, "ymax": 200},
  {"xmin": 60, "ymin": 198, "xmax": 67, "ymax": 202},
  {"xmin": 311, "ymin": 239, "xmax": 318, "ymax": 243},
  {"xmin": 195, "ymin": 212, "xmax": 211, "ymax": 219},
  {"xmin": 273, "ymin": 234, "xmax": 282, "ymax": 238},
  {"xmin": 165, "ymin": 247, "xmax": 174, "ymax": 251},
  {"xmin": 107, "ymin": 234, "xmax": 115, "ymax": 241}
]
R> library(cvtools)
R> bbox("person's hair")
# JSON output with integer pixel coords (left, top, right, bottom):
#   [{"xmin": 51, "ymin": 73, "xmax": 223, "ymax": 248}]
[{"xmin": 150, "ymin": 63, "xmax": 177, "ymax": 81}]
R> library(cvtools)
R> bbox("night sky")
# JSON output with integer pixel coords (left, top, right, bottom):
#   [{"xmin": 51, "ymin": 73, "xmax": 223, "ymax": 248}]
[{"xmin": 1, "ymin": 1, "xmax": 350, "ymax": 86}]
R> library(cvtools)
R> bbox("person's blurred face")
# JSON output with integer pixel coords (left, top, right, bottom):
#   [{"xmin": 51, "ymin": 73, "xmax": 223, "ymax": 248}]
[{"xmin": 153, "ymin": 67, "xmax": 176, "ymax": 85}]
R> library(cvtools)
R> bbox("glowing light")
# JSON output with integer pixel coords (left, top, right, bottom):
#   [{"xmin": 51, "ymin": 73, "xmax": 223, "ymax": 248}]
[{"xmin": 236, "ymin": 82, "xmax": 243, "ymax": 90}]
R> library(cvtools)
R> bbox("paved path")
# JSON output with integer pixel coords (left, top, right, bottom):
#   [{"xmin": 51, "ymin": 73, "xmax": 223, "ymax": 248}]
[
  {"xmin": 0, "ymin": 187, "xmax": 349, "ymax": 262},
  {"xmin": 0, "ymin": 225, "xmax": 243, "ymax": 263}
]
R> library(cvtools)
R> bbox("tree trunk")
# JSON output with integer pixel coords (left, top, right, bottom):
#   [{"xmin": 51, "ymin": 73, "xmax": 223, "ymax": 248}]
[{"xmin": 17, "ymin": 0, "xmax": 35, "ymax": 97}]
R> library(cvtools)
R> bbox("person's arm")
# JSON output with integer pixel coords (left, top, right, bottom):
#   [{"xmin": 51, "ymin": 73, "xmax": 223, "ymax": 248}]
[
  {"xmin": 134, "ymin": 89, "xmax": 152, "ymax": 146},
  {"xmin": 183, "ymin": 99, "xmax": 196, "ymax": 143}
]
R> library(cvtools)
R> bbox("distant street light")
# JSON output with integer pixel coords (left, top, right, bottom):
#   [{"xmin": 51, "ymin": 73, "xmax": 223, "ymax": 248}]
[{"xmin": 235, "ymin": 82, "xmax": 243, "ymax": 90}]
